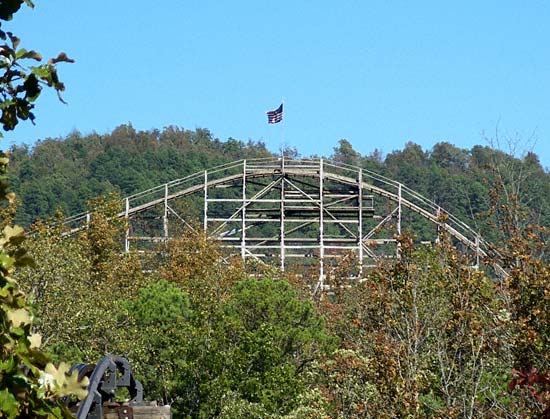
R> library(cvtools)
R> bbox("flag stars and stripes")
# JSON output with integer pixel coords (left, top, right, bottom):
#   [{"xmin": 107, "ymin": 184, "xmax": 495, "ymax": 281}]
[{"xmin": 267, "ymin": 103, "xmax": 283, "ymax": 124}]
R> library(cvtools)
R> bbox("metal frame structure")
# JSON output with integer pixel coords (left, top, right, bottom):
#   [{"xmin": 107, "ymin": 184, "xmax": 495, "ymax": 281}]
[
  {"xmin": 63, "ymin": 158, "xmax": 504, "ymax": 289},
  {"xmin": 71, "ymin": 355, "xmax": 143, "ymax": 419}
]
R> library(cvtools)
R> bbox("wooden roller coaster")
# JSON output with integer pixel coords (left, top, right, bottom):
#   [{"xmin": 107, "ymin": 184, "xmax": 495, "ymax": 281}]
[{"xmin": 62, "ymin": 158, "xmax": 506, "ymax": 290}]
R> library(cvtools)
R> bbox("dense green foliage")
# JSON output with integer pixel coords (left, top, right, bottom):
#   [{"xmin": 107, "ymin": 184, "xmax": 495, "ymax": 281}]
[
  {"xmin": 8, "ymin": 126, "xmax": 271, "ymax": 224},
  {"xmin": 334, "ymin": 139, "xmax": 550, "ymax": 239},
  {"xmin": 7, "ymin": 131, "xmax": 550, "ymax": 240},
  {"xmin": 0, "ymin": 155, "xmax": 82, "ymax": 418},
  {"xmin": 20, "ymin": 197, "xmax": 146, "ymax": 362},
  {"xmin": 18, "ymin": 226, "xmax": 337, "ymax": 417},
  {"xmin": 14, "ymin": 194, "xmax": 550, "ymax": 417},
  {"xmin": 0, "ymin": 1, "xmax": 85, "ymax": 417},
  {"xmin": 0, "ymin": 1, "xmax": 72, "ymax": 136}
]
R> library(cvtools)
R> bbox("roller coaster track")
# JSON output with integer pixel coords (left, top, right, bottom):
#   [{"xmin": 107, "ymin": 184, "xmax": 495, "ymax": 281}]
[{"xmin": 62, "ymin": 158, "xmax": 506, "ymax": 289}]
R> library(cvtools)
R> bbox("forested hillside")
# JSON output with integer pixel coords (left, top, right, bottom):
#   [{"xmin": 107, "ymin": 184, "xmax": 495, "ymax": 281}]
[
  {"xmin": 8, "ymin": 125, "xmax": 550, "ymax": 233},
  {"xmin": 8, "ymin": 124, "xmax": 272, "ymax": 224},
  {"xmin": 5, "ymin": 124, "xmax": 550, "ymax": 416},
  {"xmin": 333, "ymin": 139, "xmax": 550, "ymax": 233}
]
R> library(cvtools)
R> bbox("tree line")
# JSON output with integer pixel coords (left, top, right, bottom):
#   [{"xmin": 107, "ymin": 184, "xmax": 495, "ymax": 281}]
[{"xmin": 8, "ymin": 129, "xmax": 550, "ymax": 241}]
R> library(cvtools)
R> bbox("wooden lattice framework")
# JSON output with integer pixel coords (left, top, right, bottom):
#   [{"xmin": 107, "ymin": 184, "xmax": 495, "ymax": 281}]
[{"xmin": 63, "ymin": 158, "xmax": 504, "ymax": 290}]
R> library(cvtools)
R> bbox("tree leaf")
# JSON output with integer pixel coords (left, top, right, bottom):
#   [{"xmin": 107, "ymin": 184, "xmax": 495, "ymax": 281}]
[
  {"xmin": 7, "ymin": 308, "xmax": 31, "ymax": 327},
  {"xmin": 0, "ymin": 388, "xmax": 18, "ymax": 418},
  {"xmin": 16, "ymin": 48, "xmax": 41, "ymax": 60},
  {"xmin": 48, "ymin": 52, "xmax": 74, "ymax": 64},
  {"xmin": 43, "ymin": 362, "xmax": 89, "ymax": 400},
  {"xmin": 28, "ymin": 333, "xmax": 41, "ymax": 349},
  {"xmin": 3, "ymin": 224, "xmax": 24, "ymax": 241}
]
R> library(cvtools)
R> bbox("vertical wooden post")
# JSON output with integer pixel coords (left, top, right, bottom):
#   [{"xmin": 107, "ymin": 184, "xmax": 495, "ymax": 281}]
[
  {"xmin": 124, "ymin": 197, "xmax": 130, "ymax": 252},
  {"xmin": 280, "ymin": 157, "xmax": 285, "ymax": 271},
  {"xmin": 475, "ymin": 235, "xmax": 480, "ymax": 268},
  {"xmin": 358, "ymin": 169, "xmax": 363, "ymax": 274},
  {"xmin": 163, "ymin": 184, "xmax": 169, "ymax": 239},
  {"xmin": 241, "ymin": 160, "xmax": 247, "ymax": 260},
  {"xmin": 319, "ymin": 158, "xmax": 325, "ymax": 288},
  {"xmin": 203, "ymin": 170, "xmax": 208, "ymax": 234},
  {"xmin": 436, "ymin": 206, "xmax": 442, "ymax": 243},
  {"xmin": 397, "ymin": 183, "xmax": 402, "ymax": 258}
]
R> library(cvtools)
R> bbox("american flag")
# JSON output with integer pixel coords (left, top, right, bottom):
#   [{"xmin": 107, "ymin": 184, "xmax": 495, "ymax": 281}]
[{"xmin": 266, "ymin": 103, "xmax": 283, "ymax": 124}]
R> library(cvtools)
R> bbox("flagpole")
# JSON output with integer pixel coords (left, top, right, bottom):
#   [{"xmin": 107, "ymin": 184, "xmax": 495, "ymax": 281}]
[{"xmin": 281, "ymin": 98, "xmax": 285, "ymax": 158}]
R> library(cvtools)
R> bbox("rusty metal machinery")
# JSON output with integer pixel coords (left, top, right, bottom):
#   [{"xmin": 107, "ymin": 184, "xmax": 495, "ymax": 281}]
[
  {"xmin": 63, "ymin": 158, "xmax": 505, "ymax": 289},
  {"xmin": 71, "ymin": 355, "xmax": 143, "ymax": 419}
]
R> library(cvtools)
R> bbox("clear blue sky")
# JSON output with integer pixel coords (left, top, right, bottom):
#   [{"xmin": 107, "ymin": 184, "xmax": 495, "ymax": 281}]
[{"xmin": 7, "ymin": 1, "xmax": 550, "ymax": 169}]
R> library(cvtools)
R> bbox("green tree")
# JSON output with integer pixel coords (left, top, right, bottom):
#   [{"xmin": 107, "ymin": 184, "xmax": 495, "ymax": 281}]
[
  {"xmin": 17, "ymin": 196, "xmax": 146, "ymax": 363},
  {"xmin": 123, "ymin": 279, "xmax": 191, "ymax": 407},
  {"xmin": 219, "ymin": 278, "xmax": 335, "ymax": 415},
  {"xmin": 486, "ymin": 156, "xmax": 550, "ymax": 415},
  {"xmin": 332, "ymin": 138, "xmax": 360, "ymax": 166},
  {"xmin": 320, "ymin": 237, "xmax": 511, "ymax": 418},
  {"xmin": 120, "ymin": 232, "xmax": 336, "ymax": 418},
  {"xmin": 8, "ymin": 125, "xmax": 272, "ymax": 225},
  {"xmin": 0, "ymin": 1, "xmax": 73, "ymax": 132},
  {"xmin": 0, "ymin": 1, "xmax": 86, "ymax": 417}
]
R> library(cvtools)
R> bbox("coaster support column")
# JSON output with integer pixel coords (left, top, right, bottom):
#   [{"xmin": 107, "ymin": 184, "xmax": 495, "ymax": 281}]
[
  {"xmin": 280, "ymin": 157, "xmax": 285, "ymax": 271},
  {"xmin": 241, "ymin": 160, "xmax": 247, "ymax": 260},
  {"xmin": 397, "ymin": 183, "xmax": 402, "ymax": 258},
  {"xmin": 319, "ymin": 158, "xmax": 325, "ymax": 288},
  {"xmin": 163, "ymin": 184, "xmax": 169, "ymax": 239},
  {"xmin": 358, "ymin": 169, "xmax": 363, "ymax": 274},
  {"xmin": 203, "ymin": 170, "xmax": 208, "ymax": 234},
  {"xmin": 125, "ymin": 197, "xmax": 130, "ymax": 252}
]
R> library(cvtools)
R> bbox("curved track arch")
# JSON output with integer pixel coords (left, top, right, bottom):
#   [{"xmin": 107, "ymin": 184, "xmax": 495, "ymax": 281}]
[{"xmin": 63, "ymin": 158, "xmax": 505, "ymax": 288}]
